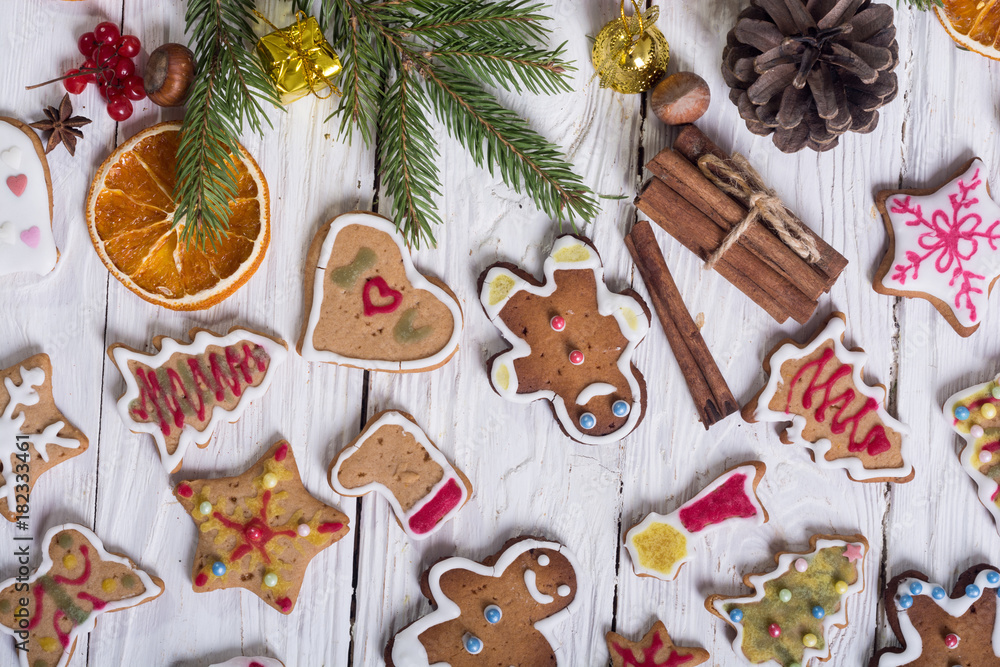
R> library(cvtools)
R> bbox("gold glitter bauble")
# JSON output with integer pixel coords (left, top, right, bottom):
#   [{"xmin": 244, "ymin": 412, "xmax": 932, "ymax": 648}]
[{"xmin": 591, "ymin": 5, "xmax": 669, "ymax": 95}]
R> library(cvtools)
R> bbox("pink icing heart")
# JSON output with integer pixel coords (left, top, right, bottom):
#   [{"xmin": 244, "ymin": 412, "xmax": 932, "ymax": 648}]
[
  {"xmin": 6, "ymin": 174, "xmax": 26, "ymax": 197},
  {"xmin": 20, "ymin": 226, "xmax": 40, "ymax": 248}
]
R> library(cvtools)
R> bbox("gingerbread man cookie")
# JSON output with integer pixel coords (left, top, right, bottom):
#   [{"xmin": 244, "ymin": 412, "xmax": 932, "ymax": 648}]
[
  {"xmin": 386, "ymin": 537, "xmax": 579, "ymax": 666},
  {"xmin": 479, "ymin": 234, "xmax": 650, "ymax": 444},
  {"xmin": 873, "ymin": 564, "xmax": 1000, "ymax": 666},
  {"xmin": 743, "ymin": 312, "xmax": 913, "ymax": 483},
  {"xmin": 299, "ymin": 211, "xmax": 463, "ymax": 372},
  {"xmin": 0, "ymin": 354, "xmax": 88, "ymax": 522},
  {"xmin": 174, "ymin": 440, "xmax": 350, "ymax": 614},
  {"xmin": 0, "ymin": 524, "xmax": 164, "ymax": 667},
  {"xmin": 607, "ymin": 620, "xmax": 709, "ymax": 667},
  {"xmin": 875, "ymin": 158, "xmax": 1000, "ymax": 336},
  {"xmin": 329, "ymin": 410, "xmax": 472, "ymax": 540},
  {"xmin": 109, "ymin": 327, "xmax": 288, "ymax": 472},
  {"xmin": 944, "ymin": 374, "xmax": 1000, "ymax": 535}
]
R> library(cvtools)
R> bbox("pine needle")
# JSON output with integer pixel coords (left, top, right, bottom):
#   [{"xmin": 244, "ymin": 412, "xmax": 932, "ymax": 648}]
[{"xmin": 896, "ymin": 0, "xmax": 942, "ymax": 9}]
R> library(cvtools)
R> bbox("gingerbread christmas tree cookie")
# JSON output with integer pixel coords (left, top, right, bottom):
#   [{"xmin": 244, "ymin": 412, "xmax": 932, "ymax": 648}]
[
  {"xmin": 109, "ymin": 327, "xmax": 288, "ymax": 472},
  {"xmin": 625, "ymin": 462, "xmax": 768, "ymax": 581},
  {"xmin": 873, "ymin": 565, "xmax": 1000, "ymax": 666},
  {"xmin": 174, "ymin": 440, "xmax": 350, "ymax": 614},
  {"xmin": 299, "ymin": 211, "xmax": 463, "ymax": 372},
  {"xmin": 707, "ymin": 534, "xmax": 868, "ymax": 667},
  {"xmin": 329, "ymin": 410, "xmax": 472, "ymax": 540},
  {"xmin": 386, "ymin": 537, "xmax": 579, "ymax": 666},
  {"xmin": 743, "ymin": 312, "xmax": 913, "ymax": 483},
  {"xmin": 875, "ymin": 158, "xmax": 1000, "ymax": 336},
  {"xmin": 479, "ymin": 234, "xmax": 650, "ymax": 444},
  {"xmin": 0, "ymin": 523, "xmax": 164, "ymax": 667},
  {"xmin": 944, "ymin": 373, "xmax": 1000, "ymax": 534},
  {"xmin": 607, "ymin": 620, "xmax": 709, "ymax": 667},
  {"xmin": 0, "ymin": 117, "xmax": 59, "ymax": 276}
]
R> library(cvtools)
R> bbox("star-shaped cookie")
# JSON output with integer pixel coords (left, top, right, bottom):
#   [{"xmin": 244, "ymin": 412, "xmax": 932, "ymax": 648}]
[
  {"xmin": 606, "ymin": 621, "xmax": 709, "ymax": 667},
  {"xmin": 875, "ymin": 158, "xmax": 1000, "ymax": 336},
  {"xmin": 174, "ymin": 440, "xmax": 350, "ymax": 614},
  {"xmin": 0, "ymin": 523, "xmax": 163, "ymax": 667}
]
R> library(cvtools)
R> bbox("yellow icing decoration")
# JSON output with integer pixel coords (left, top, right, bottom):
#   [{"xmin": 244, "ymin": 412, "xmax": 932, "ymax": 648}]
[
  {"xmin": 553, "ymin": 244, "xmax": 590, "ymax": 262},
  {"xmin": 39, "ymin": 637, "xmax": 58, "ymax": 653},
  {"xmin": 621, "ymin": 307, "xmax": 639, "ymax": 331},
  {"xmin": 102, "ymin": 578, "xmax": 117, "ymax": 593},
  {"xmin": 489, "ymin": 275, "xmax": 516, "ymax": 305},
  {"xmin": 62, "ymin": 554, "xmax": 78, "ymax": 570},
  {"xmin": 496, "ymin": 364, "xmax": 510, "ymax": 391},
  {"xmin": 631, "ymin": 522, "xmax": 687, "ymax": 575}
]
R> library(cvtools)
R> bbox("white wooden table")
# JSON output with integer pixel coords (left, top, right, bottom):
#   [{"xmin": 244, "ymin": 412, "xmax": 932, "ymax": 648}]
[{"xmin": 2, "ymin": 0, "xmax": 998, "ymax": 665}]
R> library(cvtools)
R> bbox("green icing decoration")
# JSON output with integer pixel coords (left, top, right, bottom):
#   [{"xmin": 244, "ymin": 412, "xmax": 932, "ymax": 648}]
[
  {"xmin": 0, "ymin": 599, "xmax": 9, "ymax": 614},
  {"xmin": 56, "ymin": 534, "xmax": 73, "ymax": 550},
  {"xmin": 393, "ymin": 308, "xmax": 433, "ymax": 344},
  {"xmin": 724, "ymin": 547, "xmax": 858, "ymax": 666},
  {"xmin": 38, "ymin": 576, "xmax": 90, "ymax": 626},
  {"xmin": 121, "ymin": 575, "xmax": 136, "ymax": 589},
  {"xmin": 33, "ymin": 660, "xmax": 48, "ymax": 667},
  {"xmin": 331, "ymin": 247, "xmax": 377, "ymax": 288}
]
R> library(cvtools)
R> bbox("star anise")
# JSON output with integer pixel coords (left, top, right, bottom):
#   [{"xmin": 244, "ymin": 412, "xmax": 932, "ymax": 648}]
[{"xmin": 29, "ymin": 94, "xmax": 92, "ymax": 156}]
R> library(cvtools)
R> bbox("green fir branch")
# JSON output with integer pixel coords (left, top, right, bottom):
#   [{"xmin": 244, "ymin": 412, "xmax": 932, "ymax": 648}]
[
  {"xmin": 328, "ymin": 0, "xmax": 391, "ymax": 144},
  {"xmin": 400, "ymin": 0, "xmax": 553, "ymax": 44},
  {"xmin": 175, "ymin": 0, "xmax": 281, "ymax": 248},
  {"xmin": 425, "ymin": 38, "xmax": 573, "ymax": 95},
  {"xmin": 897, "ymin": 0, "xmax": 942, "ymax": 9}
]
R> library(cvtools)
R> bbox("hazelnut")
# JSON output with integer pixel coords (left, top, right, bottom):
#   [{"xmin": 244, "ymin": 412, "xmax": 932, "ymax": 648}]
[
  {"xmin": 144, "ymin": 43, "xmax": 196, "ymax": 108},
  {"xmin": 650, "ymin": 72, "xmax": 711, "ymax": 125}
]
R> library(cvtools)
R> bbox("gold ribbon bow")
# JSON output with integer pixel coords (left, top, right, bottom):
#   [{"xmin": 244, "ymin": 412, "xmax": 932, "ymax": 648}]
[{"xmin": 254, "ymin": 10, "xmax": 342, "ymax": 103}]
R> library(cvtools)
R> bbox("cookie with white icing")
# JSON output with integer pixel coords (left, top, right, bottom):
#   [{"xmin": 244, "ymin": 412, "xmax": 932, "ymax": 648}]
[
  {"xmin": 329, "ymin": 410, "xmax": 472, "ymax": 540},
  {"xmin": 0, "ymin": 523, "xmax": 164, "ymax": 667},
  {"xmin": 743, "ymin": 312, "xmax": 913, "ymax": 483},
  {"xmin": 625, "ymin": 462, "xmax": 767, "ymax": 581},
  {"xmin": 875, "ymin": 158, "xmax": 1000, "ymax": 337},
  {"xmin": 108, "ymin": 327, "xmax": 288, "ymax": 473},
  {"xmin": 0, "ymin": 117, "xmax": 58, "ymax": 276},
  {"xmin": 299, "ymin": 211, "xmax": 463, "ymax": 372},
  {"xmin": 479, "ymin": 234, "xmax": 650, "ymax": 445},
  {"xmin": 0, "ymin": 354, "xmax": 88, "ymax": 522},
  {"xmin": 944, "ymin": 374, "xmax": 1000, "ymax": 535},
  {"xmin": 872, "ymin": 564, "xmax": 1000, "ymax": 666},
  {"xmin": 210, "ymin": 658, "xmax": 285, "ymax": 667},
  {"xmin": 385, "ymin": 537, "xmax": 579, "ymax": 666}
]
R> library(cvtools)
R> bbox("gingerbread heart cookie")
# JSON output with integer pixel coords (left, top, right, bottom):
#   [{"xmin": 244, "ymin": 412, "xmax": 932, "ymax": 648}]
[
  {"xmin": 386, "ymin": 537, "xmax": 579, "ymax": 666},
  {"xmin": 299, "ymin": 211, "xmax": 463, "ymax": 372},
  {"xmin": 479, "ymin": 234, "xmax": 650, "ymax": 444},
  {"xmin": 0, "ymin": 523, "xmax": 164, "ymax": 667}
]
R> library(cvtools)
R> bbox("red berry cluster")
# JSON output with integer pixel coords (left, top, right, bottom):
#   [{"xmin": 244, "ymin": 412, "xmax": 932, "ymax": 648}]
[{"xmin": 65, "ymin": 21, "xmax": 145, "ymax": 121}]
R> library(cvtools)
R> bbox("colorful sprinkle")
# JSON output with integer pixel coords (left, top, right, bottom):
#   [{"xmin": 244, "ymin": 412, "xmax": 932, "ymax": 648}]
[
  {"xmin": 569, "ymin": 350, "xmax": 584, "ymax": 365},
  {"xmin": 278, "ymin": 597, "xmax": 292, "ymax": 612},
  {"xmin": 580, "ymin": 412, "xmax": 596, "ymax": 430},
  {"xmin": 198, "ymin": 501, "xmax": 212, "ymax": 515},
  {"xmin": 972, "ymin": 425, "xmax": 986, "ymax": 438},
  {"xmin": 212, "ymin": 561, "xmax": 227, "ymax": 576},
  {"xmin": 993, "ymin": 385, "xmax": 1000, "ymax": 399},
  {"xmin": 177, "ymin": 484, "xmax": 193, "ymax": 498},
  {"xmin": 778, "ymin": 589, "xmax": 792, "ymax": 602},
  {"xmin": 195, "ymin": 573, "xmax": 208, "ymax": 587},
  {"xmin": 768, "ymin": 623, "xmax": 781, "ymax": 638},
  {"xmin": 275, "ymin": 443, "xmax": 289, "ymax": 461},
  {"xmin": 297, "ymin": 523, "xmax": 311, "ymax": 537},
  {"xmin": 612, "ymin": 400, "xmax": 630, "ymax": 417},
  {"xmin": 981, "ymin": 450, "xmax": 993, "ymax": 464},
  {"xmin": 557, "ymin": 585, "xmax": 571, "ymax": 596},
  {"xmin": 811, "ymin": 606, "xmax": 825, "ymax": 619},
  {"xmin": 898, "ymin": 594, "xmax": 913, "ymax": 609},
  {"xmin": 909, "ymin": 581, "xmax": 923, "ymax": 595},
  {"xmin": 262, "ymin": 473, "xmax": 278, "ymax": 489},
  {"xmin": 464, "ymin": 633, "xmax": 483, "ymax": 654},
  {"xmin": 802, "ymin": 633, "xmax": 818, "ymax": 648},
  {"xmin": 246, "ymin": 526, "xmax": 263, "ymax": 542},
  {"xmin": 729, "ymin": 608, "xmax": 743, "ymax": 623},
  {"xmin": 967, "ymin": 584, "xmax": 981, "ymax": 598},
  {"xmin": 550, "ymin": 316, "xmax": 565, "ymax": 331},
  {"xmin": 835, "ymin": 580, "xmax": 849, "ymax": 595},
  {"xmin": 956, "ymin": 406, "xmax": 971, "ymax": 420},
  {"xmin": 932, "ymin": 586, "xmax": 946, "ymax": 599},
  {"xmin": 988, "ymin": 571, "xmax": 1000, "ymax": 584},
  {"xmin": 945, "ymin": 633, "xmax": 960, "ymax": 649},
  {"xmin": 983, "ymin": 403, "xmax": 998, "ymax": 419},
  {"xmin": 484, "ymin": 605, "xmax": 502, "ymax": 624},
  {"xmin": 102, "ymin": 578, "xmax": 116, "ymax": 593},
  {"xmin": 62, "ymin": 554, "xmax": 77, "ymax": 570},
  {"xmin": 794, "ymin": 558, "xmax": 808, "ymax": 572},
  {"xmin": 264, "ymin": 572, "xmax": 278, "ymax": 588}
]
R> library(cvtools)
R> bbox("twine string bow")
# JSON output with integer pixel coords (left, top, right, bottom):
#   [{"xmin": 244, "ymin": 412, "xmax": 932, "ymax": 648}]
[
  {"xmin": 698, "ymin": 153, "xmax": 820, "ymax": 270},
  {"xmin": 254, "ymin": 10, "xmax": 341, "ymax": 99}
]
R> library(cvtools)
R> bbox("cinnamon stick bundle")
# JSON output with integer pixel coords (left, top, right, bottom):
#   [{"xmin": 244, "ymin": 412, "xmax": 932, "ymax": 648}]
[{"xmin": 626, "ymin": 220, "xmax": 738, "ymax": 428}]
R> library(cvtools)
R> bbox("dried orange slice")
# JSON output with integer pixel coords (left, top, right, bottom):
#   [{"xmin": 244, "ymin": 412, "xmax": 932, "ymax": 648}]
[
  {"xmin": 86, "ymin": 121, "xmax": 269, "ymax": 310},
  {"xmin": 937, "ymin": 0, "xmax": 1000, "ymax": 60}
]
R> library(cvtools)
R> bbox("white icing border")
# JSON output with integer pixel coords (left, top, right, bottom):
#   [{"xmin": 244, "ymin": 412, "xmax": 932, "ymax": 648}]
[
  {"xmin": 329, "ymin": 411, "xmax": 468, "ymax": 541},
  {"xmin": 625, "ymin": 464, "xmax": 766, "ymax": 580},
  {"xmin": 110, "ymin": 329, "xmax": 288, "ymax": 473},
  {"xmin": 301, "ymin": 212, "xmax": 463, "ymax": 372},
  {"xmin": 711, "ymin": 538, "xmax": 867, "ymax": 666},
  {"xmin": 210, "ymin": 659, "xmax": 284, "ymax": 667},
  {"xmin": 389, "ymin": 539, "xmax": 581, "ymax": 667},
  {"xmin": 0, "ymin": 119, "xmax": 58, "ymax": 277},
  {"xmin": 944, "ymin": 373, "xmax": 1000, "ymax": 535},
  {"xmin": 752, "ymin": 316, "xmax": 912, "ymax": 481},
  {"xmin": 0, "ymin": 523, "xmax": 163, "ymax": 667},
  {"xmin": 479, "ymin": 236, "xmax": 649, "ymax": 445},
  {"xmin": 877, "ymin": 568, "xmax": 1000, "ymax": 665}
]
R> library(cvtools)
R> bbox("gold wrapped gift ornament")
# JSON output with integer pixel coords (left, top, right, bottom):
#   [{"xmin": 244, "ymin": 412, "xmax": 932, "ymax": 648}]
[
  {"xmin": 592, "ymin": 1, "xmax": 669, "ymax": 95},
  {"xmin": 255, "ymin": 11, "xmax": 342, "ymax": 104}
]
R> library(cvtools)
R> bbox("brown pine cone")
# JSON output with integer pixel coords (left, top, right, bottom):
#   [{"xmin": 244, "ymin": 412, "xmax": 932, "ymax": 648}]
[{"xmin": 722, "ymin": 0, "xmax": 899, "ymax": 153}]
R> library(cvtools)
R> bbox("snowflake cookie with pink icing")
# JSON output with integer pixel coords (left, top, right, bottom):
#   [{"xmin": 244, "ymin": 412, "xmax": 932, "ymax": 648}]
[
  {"xmin": 210, "ymin": 659, "xmax": 284, "ymax": 667},
  {"xmin": 875, "ymin": 158, "xmax": 1000, "ymax": 336},
  {"xmin": 385, "ymin": 537, "xmax": 580, "ymax": 666},
  {"xmin": 872, "ymin": 564, "xmax": 1000, "ymax": 666},
  {"xmin": 944, "ymin": 373, "xmax": 1000, "ymax": 535},
  {"xmin": 0, "ymin": 117, "xmax": 59, "ymax": 276}
]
